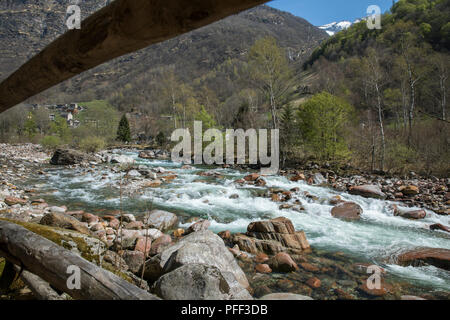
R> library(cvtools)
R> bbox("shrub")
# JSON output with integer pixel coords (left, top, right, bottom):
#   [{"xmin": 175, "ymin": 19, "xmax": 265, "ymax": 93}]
[
  {"xmin": 40, "ymin": 135, "xmax": 62, "ymax": 150},
  {"xmin": 156, "ymin": 131, "xmax": 166, "ymax": 146},
  {"xmin": 79, "ymin": 136, "xmax": 106, "ymax": 153}
]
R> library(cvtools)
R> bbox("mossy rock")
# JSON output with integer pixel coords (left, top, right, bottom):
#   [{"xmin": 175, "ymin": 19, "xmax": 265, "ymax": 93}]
[
  {"xmin": 0, "ymin": 218, "xmax": 105, "ymax": 264},
  {"xmin": 0, "ymin": 218, "xmax": 143, "ymax": 287}
]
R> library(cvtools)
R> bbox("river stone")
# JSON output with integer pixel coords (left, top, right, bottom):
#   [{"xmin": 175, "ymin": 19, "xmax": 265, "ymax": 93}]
[
  {"xmin": 4, "ymin": 197, "xmax": 27, "ymax": 206},
  {"xmin": 396, "ymin": 248, "xmax": 450, "ymax": 271},
  {"xmin": 394, "ymin": 208, "xmax": 427, "ymax": 220},
  {"xmin": 50, "ymin": 149, "xmax": 90, "ymax": 165},
  {"xmin": 110, "ymin": 155, "xmax": 135, "ymax": 164},
  {"xmin": 259, "ymin": 293, "xmax": 313, "ymax": 300},
  {"xmin": 348, "ymin": 185, "xmax": 386, "ymax": 199},
  {"xmin": 122, "ymin": 250, "xmax": 145, "ymax": 274},
  {"xmin": 234, "ymin": 217, "xmax": 310, "ymax": 255},
  {"xmin": 153, "ymin": 263, "xmax": 252, "ymax": 300},
  {"xmin": 311, "ymin": 172, "xmax": 327, "ymax": 185},
  {"xmin": 186, "ymin": 219, "xmax": 211, "ymax": 234},
  {"xmin": 127, "ymin": 170, "xmax": 141, "ymax": 178},
  {"xmin": 268, "ymin": 252, "xmax": 299, "ymax": 272},
  {"xmin": 331, "ymin": 202, "xmax": 363, "ymax": 221},
  {"xmin": 144, "ymin": 210, "xmax": 178, "ymax": 231},
  {"xmin": 430, "ymin": 224, "xmax": 450, "ymax": 233},
  {"xmin": 40, "ymin": 212, "xmax": 90, "ymax": 235},
  {"xmin": 144, "ymin": 230, "xmax": 249, "ymax": 290}
]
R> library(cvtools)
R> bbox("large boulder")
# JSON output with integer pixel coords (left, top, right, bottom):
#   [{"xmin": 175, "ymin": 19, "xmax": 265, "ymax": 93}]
[
  {"xmin": 50, "ymin": 149, "xmax": 91, "ymax": 165},
  {"xmin": 396, "ymin": 248, "xmax": 450, "ymax": 271},
  {"xmin": 143, "ymin": 230, "xmax": 249, "ymax": 290},
  {"xmin": 331, "ymin": 202, "xmax": 363, "ymax": 221},
  {"xmin": 348, "ymin": 185, "xmax": 386, "ymax": 199},
  {"xmin": 144, "ymin": 210, "xmax": 178, "ymax": 231},
  {"xmin": 232, "ymin": 217, "xmax": 310, "ymax": 255},
  {"xmin": 152, "ymin": 264, "xmax": 252, "ymax": 300},
  {"xmin": 40, "ymin": 212, "xmax": 90, "ymax": 235}
]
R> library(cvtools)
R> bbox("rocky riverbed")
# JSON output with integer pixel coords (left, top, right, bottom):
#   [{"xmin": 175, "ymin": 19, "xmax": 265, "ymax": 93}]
[{"xmin": 0, "ymin": 144, "xmax": 449, "ymax": 300}]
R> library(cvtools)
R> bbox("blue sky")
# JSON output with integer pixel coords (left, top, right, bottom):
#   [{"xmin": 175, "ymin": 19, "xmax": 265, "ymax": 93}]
[{"xmin": 268, "ymin": 0, "xmax": 395, "ymax": 26}]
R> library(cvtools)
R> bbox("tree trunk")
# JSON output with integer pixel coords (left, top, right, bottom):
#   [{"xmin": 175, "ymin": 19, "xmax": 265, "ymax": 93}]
[
  {"xmin": 0, "ymin": 221, "xmax": 158, "ymax": 300},
  {"xmin": 375, "ymin": 83, "xmax": 385, "ymax": 171}
]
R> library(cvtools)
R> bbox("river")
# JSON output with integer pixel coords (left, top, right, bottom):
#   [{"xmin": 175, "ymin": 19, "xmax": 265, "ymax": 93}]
[{"xmin": 20, "ymin": 150, "xmax": 450, "ymax": 295}]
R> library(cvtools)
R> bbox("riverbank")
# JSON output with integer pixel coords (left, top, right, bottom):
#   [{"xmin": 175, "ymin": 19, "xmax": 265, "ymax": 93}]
[{"xmin": 0, "ymin": 144, "xmax": 449, "ymax": 300}]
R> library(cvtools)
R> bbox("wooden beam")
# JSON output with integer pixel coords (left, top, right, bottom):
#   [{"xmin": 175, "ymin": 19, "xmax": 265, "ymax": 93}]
[
  {"xmin": 0, "ymin": 220, "xmax": 158, "ymax": 300},
  {"xmin": 0, "ymin": 0, "xmax": 268, "ymax": 113}
]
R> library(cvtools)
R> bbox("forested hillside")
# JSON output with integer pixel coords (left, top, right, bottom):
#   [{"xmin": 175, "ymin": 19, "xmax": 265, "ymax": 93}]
[
  {"xmin": 0, "ymin": 0, "xmax": 448, "ymax": 176},
  {"xmin": 300, "ymin": 0, "xmax": 449, "ymax": 175}
]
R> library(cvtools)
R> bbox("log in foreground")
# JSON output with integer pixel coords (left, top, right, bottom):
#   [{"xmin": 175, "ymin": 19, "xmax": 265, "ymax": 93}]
[
  {"xmin": 13, "ymin": 265, "xmax": 63, "ymax": 300},
  {"xmin": 0, "ymin": 0, "xmax": 267, "ymax": 113},
  {"xmin": 0, "ymin": 220, "xmax": 158, "ymax": 300}
]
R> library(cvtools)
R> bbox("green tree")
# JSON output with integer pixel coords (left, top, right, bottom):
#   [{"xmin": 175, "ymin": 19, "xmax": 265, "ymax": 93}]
[
  {"xmin": 50, "ymin": 115, "xmax": 71, "ymax": 143},
  {"xmin": 248, "ymin": 37, "xmax": 293, "ymax": 129},
  {"xmin": 195, "ymin": 105, "xmax": 216, "ymax": 130},
  {"xmin": 116, "ymin": 114, "xmax": 131, "ymax": 143},
  {"xmin": 297, "ymin": 92, "xmax": 354, "ymax": 161},
  {"xmin": 279, "ymin": 103, "xmax": 298, "ymax": 166},
  {"xmin": 24, "ymin": 112, "xmax": 37, "ymax": 139}
]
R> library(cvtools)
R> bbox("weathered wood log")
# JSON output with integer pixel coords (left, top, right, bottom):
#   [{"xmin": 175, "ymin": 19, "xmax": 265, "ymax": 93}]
[
  {"xmin": 0, "ymin": 0, "xmax": 267, "ymax": 113},
  {"xmin": 12, "ymin": 265, "xmax": 63, "ymax": 300},
  {"xmin": 0, "ymin": 220, "xmax": 159, "ymax": 300}
]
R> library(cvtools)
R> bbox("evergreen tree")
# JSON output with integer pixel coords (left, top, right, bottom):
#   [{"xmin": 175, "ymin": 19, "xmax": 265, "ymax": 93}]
[
  {"xmin": 280, "ymin": 103, "xmax": 298, "ymax": 166},
  {"xmin": 116, "ymin": 114, "xmax": 131, "ymax": 143}
]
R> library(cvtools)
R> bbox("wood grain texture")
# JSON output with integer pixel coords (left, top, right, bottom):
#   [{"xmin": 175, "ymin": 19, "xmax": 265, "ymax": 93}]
[
  {"xmin": 0, "ymin": 220, "xmax": 159, "ymax": 300},
  {"xmin": 0, "ymin": 0, "xmax": 267, "ymax": 113}
]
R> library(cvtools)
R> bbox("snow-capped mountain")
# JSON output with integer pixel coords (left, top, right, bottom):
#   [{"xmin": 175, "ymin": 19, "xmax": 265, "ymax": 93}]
[{"xmin": 319, "ymin": 21, "xmax": 352, "ymax": 36}]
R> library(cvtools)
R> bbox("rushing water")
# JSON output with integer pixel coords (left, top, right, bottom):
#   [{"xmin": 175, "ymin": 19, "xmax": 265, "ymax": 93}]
[{"xmin": 21, "ymin": 151, "xmax": 450, "ymax": 293}]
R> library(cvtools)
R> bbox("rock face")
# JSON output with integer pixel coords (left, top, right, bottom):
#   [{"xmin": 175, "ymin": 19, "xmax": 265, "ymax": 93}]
[
  {"xmin": 152, "ymin": 264, "xmax": 252, "ymax": 300},
  {"xmin": 40, "ymin": 212, "xmax": 90, "ymax": 235},
  {"xmin": 348, "ymin": 185, "xmax": 386, "ymax": 199},
  {"xmin": 396, "ymin": 248, "xmax": 450, "ymax": 271},
  {"xmin": 232, "ymin": 217, "xmax": 310, "ymax": 255},
  {"xmin": 144, "ymin": 230, "xmax": 249, "ymax": 291},
  {"xmin": 50, "ymin": 149, "xmax": 91, "ymax": 165},
  {"xmin": 331, "ymin": 202, "xmax": 363, "ymax": 221},
  {"xmin": 145, "ymin": 210, "xmax": 178, "ymax": 231}
]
